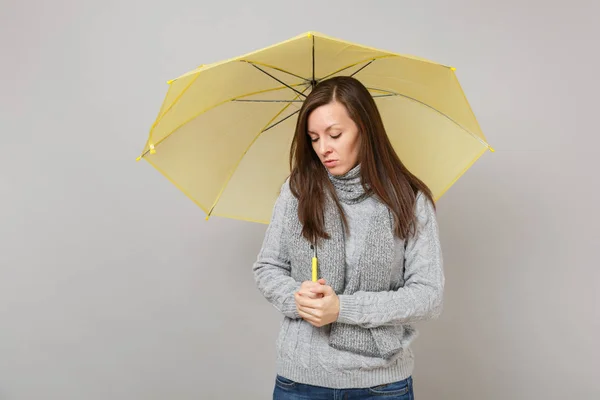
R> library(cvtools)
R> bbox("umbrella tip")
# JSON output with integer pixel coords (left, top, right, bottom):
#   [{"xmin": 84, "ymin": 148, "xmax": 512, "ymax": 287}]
[
  {"xmin": 167, "ymin": 79, "xmax": 174, "ymax": 84},
  {"xmin": 450, "ymin": 66, "xmax": 456, "ymax": 71},
  {"xmin": 136, "ymin": 156, "xmax": 142, "ymax": 162},
  {"xmin": 489, "ymin": 146, "xmax": 495, "ymax": 152}
]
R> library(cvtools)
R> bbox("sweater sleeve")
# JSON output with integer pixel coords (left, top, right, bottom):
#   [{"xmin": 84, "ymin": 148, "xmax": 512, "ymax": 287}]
[
  {"xmin": 336, "ymin": 192, "xmax": 445, "ymax": 328},
  {"xmin": 252, "ymin": 180, "xmax": 302, "ymax": 319}
]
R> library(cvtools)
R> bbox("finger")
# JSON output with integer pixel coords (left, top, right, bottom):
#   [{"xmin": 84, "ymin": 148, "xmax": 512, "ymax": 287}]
[
  {"xmin": 298, "ymin": 304, "xmax": 323, "ymax": 318},
  {"xmin": 298, "ymin": 308, "xmax": 319, "ymax": 324},
  {"xmin": 297, "ymin": 289, "xmax": 322, "ymax": 299},
  {"xmin": 317, "ymin": 278, "xmax": 326, "ymax": 285},
  {"xmin": 300, "ymin": 281, "xmax": 321, "ymax": 292},
  {"xmin": 298, "ymin": 307, "xmax": 323, "ymax": 323},
  {"xmin": 295, "ymin": 294, "xmax": 321, "ymax": 308},
  {"xmin": 295, "ymin": 292, "xmax": 322, "ymax": 306},
  {"xmin": 295, "ymin": 295, "xmax": 321, "ymax": 315},
  {"xmin": 298, "ymin": 290, "xmax": 321, "ymax": 299},
  {"xmin": 295, "ymin": 291, "xmax": 314, "ymax": 301},
  {"xmin": 299, "ymin": 310, "xmax": 323, "ymax": 328},
  {"xmin": 311, "ymin": 285, "xmax": 334, "ymax": 296}
]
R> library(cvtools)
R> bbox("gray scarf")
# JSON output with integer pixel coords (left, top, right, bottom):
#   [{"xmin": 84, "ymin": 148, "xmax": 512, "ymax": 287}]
[{"xmin": 286, "ymin": 164, "xmax": 403, "ymax": 359}]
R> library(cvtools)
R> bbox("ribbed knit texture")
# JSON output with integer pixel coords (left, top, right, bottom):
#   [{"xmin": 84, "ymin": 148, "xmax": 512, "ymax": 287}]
[
  {"xmin": 252, "ymin": 164, "xmax": 445, "ymax": 389},
  {"xmin": 322, "ymin": 165, "xmax": 399, "ymax": 357}
]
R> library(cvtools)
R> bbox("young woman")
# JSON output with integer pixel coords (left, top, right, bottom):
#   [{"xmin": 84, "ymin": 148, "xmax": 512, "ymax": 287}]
[{"xmin": 253, "ymin": 76, "xmax": 444, "ymax": 399}]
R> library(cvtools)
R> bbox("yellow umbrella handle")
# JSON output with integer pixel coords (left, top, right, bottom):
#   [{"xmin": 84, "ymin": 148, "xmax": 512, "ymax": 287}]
[{"xmin": 312, "ymin": 256, "xmax": 318, "ymax": 282}]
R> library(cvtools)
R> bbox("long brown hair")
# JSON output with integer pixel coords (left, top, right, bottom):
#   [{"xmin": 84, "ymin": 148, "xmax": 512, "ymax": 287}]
[{"xmin": 289, "ymin": 76, "xmax": 435, "ymax": 244}]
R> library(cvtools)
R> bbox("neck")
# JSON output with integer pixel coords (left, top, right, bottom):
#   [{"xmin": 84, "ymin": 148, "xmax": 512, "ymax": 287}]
[{"xmin": 327, "ymin": 163, "xmax": 368, "ymax": 204}]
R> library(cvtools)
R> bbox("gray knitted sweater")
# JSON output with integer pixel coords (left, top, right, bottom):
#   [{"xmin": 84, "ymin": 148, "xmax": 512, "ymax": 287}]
[{"xmin": 252, "ymin": 166, "xmax": 445, "ymax": 389}]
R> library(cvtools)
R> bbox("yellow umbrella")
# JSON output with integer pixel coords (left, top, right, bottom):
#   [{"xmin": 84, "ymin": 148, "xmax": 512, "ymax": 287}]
[{"xmin": 136, "ymin": 31, "xmax": 494, "ymax": 224}]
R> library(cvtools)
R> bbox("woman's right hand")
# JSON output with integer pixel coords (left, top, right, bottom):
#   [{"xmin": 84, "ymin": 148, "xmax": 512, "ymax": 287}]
[{"xmin": 296, "ymin": 278, "xmax": 326, "ymax": 299}]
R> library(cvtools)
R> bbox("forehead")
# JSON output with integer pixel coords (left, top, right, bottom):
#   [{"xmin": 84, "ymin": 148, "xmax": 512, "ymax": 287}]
[{"xmin": 307, "ymin": 102, "xmax": 352, "ymax": 130}]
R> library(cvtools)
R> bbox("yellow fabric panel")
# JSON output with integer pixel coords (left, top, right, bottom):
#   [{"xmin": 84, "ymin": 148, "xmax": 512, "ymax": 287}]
[
  {"xmin": 138, "ymin": 31, "xmax": 492, "ymax": 223},
  {"xmin": 212, "ymin": 102, "xmax": 300, "ymax": 223},
  {"xmin": 374, "ymin": 96, "xmax": 486, "ymax": 199},
  {"xmin": 150, "ymin": 63, "xmax": 304, "ymax": 149},
  {"xmin": 143, "ymin": 98, "xmax": 293, "ymax": 211},
  {"xmin": 358, "ymin": 58, "xmax": 486, "ymax": 142}
]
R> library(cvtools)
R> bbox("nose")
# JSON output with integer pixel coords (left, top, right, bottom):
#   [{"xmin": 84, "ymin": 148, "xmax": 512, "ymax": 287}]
[{"xmin": 318, "ymin": 137, "xmax": 332, "ymax": 156}]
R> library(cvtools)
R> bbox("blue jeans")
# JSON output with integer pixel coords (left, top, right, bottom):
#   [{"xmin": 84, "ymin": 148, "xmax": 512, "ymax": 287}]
[{"xmin": 273, "ymin": 375, "xmax": 414, "ymax": 399}]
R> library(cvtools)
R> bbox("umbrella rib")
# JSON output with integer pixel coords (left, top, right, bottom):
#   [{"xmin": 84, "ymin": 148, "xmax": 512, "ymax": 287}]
[
  {"xmin": 144, "ymin": 158, "xmax": 211, "ymax": 215},
  {"xmin": 311, "ymin": 34, "xmax": 316, "ymax": 88},
  {"xmin": 147, "ymin": 73, "xmax": 201, "ymax": 146},
  {"xmin": 449, "ymin": 70, "xmax": 490, "ymax": 148},
  {"xmin": 240, "ymin": 60, "xmax": 310, "ymax": 82},
  {"xmin": 319, "ymin": 55, "xmax": 395, "ymax": 81},
  {"xmin": 248, "ymin": 63, "xmax": 308, "ymax": 98},
  {"xmin": 233, "ymin": 99, "xmax": 305, "ymax": 103},
  {"xmin": 233, "ymin": 82, "xmax": 309, "ymax": 100},
  {"xmin": 349, "ymin": 60, "xmax": 374, "ymax": 78},
  {"xmin": 435, "ymin": 146, "xmax": 489, "ymax": 201},
  {"xmin": 205, "ymin": 85, "xmax": 311, "ymax": 219},
  {"xmin": 367, "ymin": 87, "xmax": 492, "ymax": 149},
  {"xmin": 262, "ymin": 108, "xmax": 301, "ymax": 132},
  {"xmin": 137, "ymin": 83, "xmax": 309, "ymax": 159}
]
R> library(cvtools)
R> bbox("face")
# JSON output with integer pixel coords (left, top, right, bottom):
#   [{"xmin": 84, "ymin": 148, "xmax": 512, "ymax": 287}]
[{"xmin": 307, "ymin": 101, "xmax": 361, "ymax": 176}]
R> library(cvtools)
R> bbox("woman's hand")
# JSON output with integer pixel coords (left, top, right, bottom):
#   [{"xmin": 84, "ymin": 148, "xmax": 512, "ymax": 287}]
[
  {"xmin": 297, "ymin": 278, "xmax": 326, "ymax": 299},
  {"xmin": 295, "ymin": 279, "xmax": 340, "ymax": 327}
]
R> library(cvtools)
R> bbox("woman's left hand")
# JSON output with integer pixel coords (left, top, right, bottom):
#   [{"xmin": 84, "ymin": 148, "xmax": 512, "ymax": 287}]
[{"xmin": 295, "ymin": 280, "xmax": 340, "ymax": 327}]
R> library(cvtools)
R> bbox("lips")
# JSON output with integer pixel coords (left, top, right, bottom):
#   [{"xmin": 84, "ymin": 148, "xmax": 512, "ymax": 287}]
[{"xmin": 324, "ymin": 160, "xmax": 338, "ymax": 166}]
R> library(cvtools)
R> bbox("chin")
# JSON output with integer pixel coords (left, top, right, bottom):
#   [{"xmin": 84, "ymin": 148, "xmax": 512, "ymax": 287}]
[{"xmin": 328, "ymin": 165, "xmax": 349, "ymax": 176}]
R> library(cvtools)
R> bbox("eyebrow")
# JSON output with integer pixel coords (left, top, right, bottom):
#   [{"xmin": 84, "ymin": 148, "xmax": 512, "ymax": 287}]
[{"xmin": 307, "ymin": 123, "xmax": 342, "ymax": 135}]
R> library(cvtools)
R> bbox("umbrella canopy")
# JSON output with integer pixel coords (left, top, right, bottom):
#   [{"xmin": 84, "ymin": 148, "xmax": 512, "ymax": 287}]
[{"xmin": 137, "ymin": 31, "xmax": 493, "ymax": 223}]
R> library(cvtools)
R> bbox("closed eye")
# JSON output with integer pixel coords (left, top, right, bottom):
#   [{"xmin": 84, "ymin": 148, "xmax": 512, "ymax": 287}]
[{"xmin": 309, "ymin": 133, "xmax": 342, "ymax": 143}]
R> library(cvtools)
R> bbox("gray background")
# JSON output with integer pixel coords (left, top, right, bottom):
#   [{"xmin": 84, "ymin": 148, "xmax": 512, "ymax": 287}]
[{"xmin": 1, "ymin": 0, "xmax": 598, "ymax": 399}]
